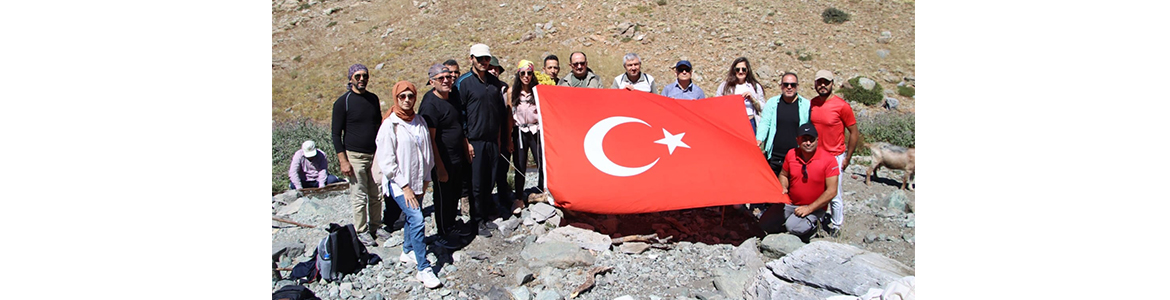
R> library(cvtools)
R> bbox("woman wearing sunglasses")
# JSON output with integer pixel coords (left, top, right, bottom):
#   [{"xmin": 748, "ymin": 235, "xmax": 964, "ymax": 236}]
[
  {"xmin": 506, "ymin": 60, "xmax": 544, "ymax": 215},
  {"xmin": 374, "ymin": 81, "xmax": 442, "ymax": 289},
  {"xmin": 715, "ymin": 57, "xmax": 767, "ymax": 133}
]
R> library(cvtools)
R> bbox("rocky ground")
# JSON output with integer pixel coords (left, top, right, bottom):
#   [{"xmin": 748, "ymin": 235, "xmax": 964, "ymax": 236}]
[{"xmin": 272, "ymin": 161, "xmax": 914, "ymax": 299}]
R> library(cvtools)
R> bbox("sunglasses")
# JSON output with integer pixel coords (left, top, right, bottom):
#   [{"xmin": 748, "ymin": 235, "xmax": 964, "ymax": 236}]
[
  {"xmin": 677, "ymin": 68, "xmax": 691, "ymax": 73},
  {"xmin": 816, "ymin": 80, "xmax": 833, "ymax": 86},
  {"xmin": 801, "ymin": 162, "xmax": 808, "ymax": 179},
  {"xmin": 735, "ymin": 67, "xmax": 748, "ymax": 73},
  {"xmin": 474, "ymin": 56, "xmax": 492, "ymax": 62},
  {"xmin": 432, "ymin": 75, "xmax": 455, "ymax": 81},
  {"xmin": 397, "ymin": 93, "xmax": 415, "ymax": 99},
  {"xmin": 571, "ymin": 62, "xmax": 587, "ymax": 67},
  {"xmin": 353, "ymin": 73, "xmax": 369, "ymax": 80},
  {"xmin": 781, "ymin": 82, "xmax": 798, "ymax": 88}
]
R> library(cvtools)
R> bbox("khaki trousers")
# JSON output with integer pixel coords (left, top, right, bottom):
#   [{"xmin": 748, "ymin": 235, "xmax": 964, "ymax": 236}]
[{"xmin": 347, "ymin": 152, "xmax": 381, "ymax": 234}]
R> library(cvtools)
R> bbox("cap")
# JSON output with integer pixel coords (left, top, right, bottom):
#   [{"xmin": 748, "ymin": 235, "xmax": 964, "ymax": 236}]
[
  {"xmin": 426, "ymin": 63, "xmax": 450, "ymax": 85},
  {"xmin": 674, "ymin": 60, "xmax": 692, "ymax": 69},
  {"xmin": 797, "ymin": 123, "xmax": 818, "ymax": 139},
  {"xmin": 469, "ymin": 43, "xmax": 491, "ymax": 57},
  {"xmin": 301, "ymin": 140, "xmax": 318, "ymax": 158},
  {"xmin": 489, "ymin": 56, "xmax": 501, "ymax": 67},
  {"xmin": 815, "ymin": 70, "xmax": 834, "ymax": 81}
]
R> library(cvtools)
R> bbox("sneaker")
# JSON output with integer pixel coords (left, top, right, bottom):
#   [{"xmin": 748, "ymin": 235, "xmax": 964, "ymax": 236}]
[
  {"xmin": 375, "ymin": 227, "xmax": 394, "ymax": 240},
  {"xmin": 476, "ymin": 222, "xmax": 493, "ymax": 237},
  {"xmin": 824, "ymin": 225, "xmax": 840, "ymax": 238},
  {"xmin": 417, "ymin": 268, "xmax": 442, "ymax": 289},
  {"xmin": 399, "ymin": 251, "xmax": 418, "ymax": 265},
  {"xmin": 357, "ymin": 233, "xmax": 377, "ymax": 247},
  {"xmin": 434, "ymin": 236, "xmax": 461, "ymax": 250}
]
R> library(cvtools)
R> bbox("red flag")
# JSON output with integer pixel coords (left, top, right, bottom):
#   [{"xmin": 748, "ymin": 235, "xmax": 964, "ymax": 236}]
[{"xmin": 535, "ymin": 85, "xmax": 789, "ymax": 214}]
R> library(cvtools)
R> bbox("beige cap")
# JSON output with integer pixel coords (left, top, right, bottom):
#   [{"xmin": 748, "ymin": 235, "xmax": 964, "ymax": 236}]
[
  {"xmin": 469, "ymin": 43, "xmax": 491, "ymax": 57},
  {"xmin": 301, "ymin": 140, "xmax": 318, "ymax": 158},
  {"xmin": 815, "ymin": 70, "xmax": 834, "ymax": 81}
]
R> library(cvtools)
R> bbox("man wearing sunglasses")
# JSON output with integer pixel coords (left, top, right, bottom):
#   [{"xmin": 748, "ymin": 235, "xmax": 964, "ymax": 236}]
[
  {"xmin": 557, "ymin": 51, "xmax": 603, "ymax": 88},
  {"xmin": 455, "ymin": 43, "xmax": 513, "ymax": 237},
  {"xmin": 757, "ymin": 72, "xmax": 810, "ymax": 176},
  {"xmin": 418, "ymin": 63, "xmax": 473, "ymax": 245},
  {"xmin": 611, "ymin": 53, "xmax": 657, "ymax": 93},
  {"xmin": 758, "ymin": 123, "xmax": 838, "ymax": 242},
  {"xmin": 808, "ymin": 69, "xmax": 858, "ymax": 237},
  {"xmin": 660, "ymin": 60, "xmax": 705, "ymax": 100},
  {"xmin": 331, "ymin": 63, "xmax": 384, "ymax": 246}
]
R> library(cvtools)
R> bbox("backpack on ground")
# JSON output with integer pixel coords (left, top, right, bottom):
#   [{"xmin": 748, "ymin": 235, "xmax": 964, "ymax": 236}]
[
  {"xmin": 272, "ymin": 284, "xmax": 320, "ymax": 300},
  {"xmin": 315, "ymin": 223, "xmax": 374, "ymax": 282}
]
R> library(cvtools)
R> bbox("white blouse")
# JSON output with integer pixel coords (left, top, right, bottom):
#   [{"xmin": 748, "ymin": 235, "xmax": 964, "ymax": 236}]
[{"xmin": 374, "ymin": 114, "xmax": 434, "ymax": 198}]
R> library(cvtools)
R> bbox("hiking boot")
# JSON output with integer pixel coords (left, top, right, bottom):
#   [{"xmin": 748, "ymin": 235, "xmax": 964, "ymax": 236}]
[
  {"xmin": 357, "ymin": 233, "xmax": 377, "ymax": 247},
  {"xmin": 417, "ymin": 267, "xmax": 442, "ymax": 289},
  {"xmin": 400, "ymin": 251, "xmax": 418, "ymax": 265}
]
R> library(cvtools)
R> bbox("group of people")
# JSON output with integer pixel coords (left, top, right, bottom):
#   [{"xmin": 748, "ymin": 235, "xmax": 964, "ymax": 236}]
[{"xmin": 285, "ymin": 43, "xmax": 861, "ymax": 289}]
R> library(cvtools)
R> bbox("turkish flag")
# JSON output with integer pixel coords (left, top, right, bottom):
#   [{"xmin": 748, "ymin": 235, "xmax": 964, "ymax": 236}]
[{"xmin": 534, "ymin": 85, "xmax": 789, "ymax": 214}]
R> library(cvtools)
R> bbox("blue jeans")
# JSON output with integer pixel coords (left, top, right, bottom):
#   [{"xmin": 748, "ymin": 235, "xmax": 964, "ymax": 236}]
[
  {"xmin": 288, "ymin": 174, "xmax": 343, "ymax": 189},
  {"xmin": 390, "ymin": 192, "xmax": 431, "ymax": 271}
]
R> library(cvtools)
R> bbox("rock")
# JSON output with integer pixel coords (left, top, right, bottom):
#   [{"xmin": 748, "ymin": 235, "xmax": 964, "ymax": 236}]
[
  {"xmin": 885, "ymin": 190, "xmax": 910, "ymax": 212},
  {"xmin": 617, "ymin": 21, "xmax": 634, "ymax": 35},
  {"xmin": 865, "ymin": 233, "xmax": 878, "ymax": 243},
  {"xmin": 537, "ymin": 226, "xmax": 612, "ymax": 252},
  {"xmin": 713, "ymin": 267, "xmax": 755, "ymax": 299},
  {"xmin": 440, "ymin": 289, "xmax": 451, "ymax": 296},
  {"xmin": 534, "ymin": 290, "xmax": 562, "ymax": 300},
  {"xmin": 766, "ymin": 241, "xmax": 914, "ymax": 296},
  {"xmin": 298, "ymin": 199, "xmax": 329, "ymax": 216},
  {"xmin": 365, "ymin": 292, "xmax": 384, "ymax": 300},
  {"xmin": 858, "ymin": 77, "xmax": 876, "ymax": 90},
  {"xmin": 879, "ymin": 234, "xmax": 889, "ymax": 241},
  {"xmin": 759, "ymin": 234, "xmax": 806, "ymax": 259},
  {"xmin": 418, "ymin": 1, "xmax": 427, "ymax": 8},
  {"xmin": 339, "ymin": 282, "xmax": 353, "ymax": 298},
  {"xmin": 465, "ymin": 250, "xmax": 490, "ymax": 261},
  {"xmin": 520, "ymin": 241, "xmax": 595, "ymax": 268},
  {"xmin": 619, "ymin": 242, "xmax": 651, "ymax": 254},
  {"xmin": 328, "ymin": 285, "xmax": 340, "ymax": 298},
  {"xmin": 877, "ymin": 31, "xmax": 892, "ymax": 44},
  {"xmin": 512, "ymin": 286, "xmax": 532, "ymax": 300},
  {"xmin": 731, "ymin": 237, "xmax": 766, "ymax": 270},
  {"xmin": 905, "ymin": 220, "xmax": 915, "ymax": 228},
  {"xmin": 747, "ymin": 268, "xmax": 842, "ymax": 300},
  {"xmin": 544, "ymin": 21, "xmax": 553, "ymax": 31},
  {"xmin": 515, "ymin": 266, "xmax": 535, "ymax": 285},
  {"xmin": 276, "ymin": 198, "xmax": 305, "ymax": 216},
  {"xmin": 545, "ymin": 214, "xmax": 562, "ymax": 227},
  {"xmin": 903, "ymin": 234, "xmax": 914, "ymax": 244},
  {"xmin": 883, "ymin": 97, "xmax": 899, "ymax": 110},
  {"xmin": 876, "ymin": 49, "xmax": 890, "ymax": 59},
  {"xmin": 375, "ymin": 63, "xmax": 384, "ymax": 70},
  {"xmin": 532, "ymin": 5, "xmax": 544, "ymax": 12},
  {"xmin": 380, "ymin": 27, "xmax": 394, "ymax": 38},
  {"xmin": 497, "ymin": 218, "xmax": 522, "ymax": 237},
  {"xmin": 530, "ymin": 203, "xmax": 557, "ymax": 222},
  {"xmin": 273, "ymin": 190, "xmax": 299, "ymax": 205},
  {"xmin": 614, "ymin": 296, "xmax": 635, "ymax": 300},
  {"xmin": 273, "ymin": 241, "xmax": 306, "ymax": 261}
]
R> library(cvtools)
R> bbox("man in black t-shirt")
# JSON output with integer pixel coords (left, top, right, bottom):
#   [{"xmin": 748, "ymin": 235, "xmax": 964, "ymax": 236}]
[
  {"xmin": 331, "ymin": 63, "xmax": 383, "ymax": 246},
  {"xmin": 757, "ymin": 72, "xmax": 810, "ymax": 176},
  {"xmin": 418, "ymin": 63, "xmax": 472, "ymax": 244}
]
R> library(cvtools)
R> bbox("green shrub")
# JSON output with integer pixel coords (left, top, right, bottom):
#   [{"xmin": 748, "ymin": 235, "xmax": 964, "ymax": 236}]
[
  {"xmin": 656, "ymin": 0, "xmax": 667, "ymax": 6},
  {"xmin": 897, "ymin": 85, "xmax": 915, "ymax": 97},
  {"xmin": 839, "ymin": 76, "xmax": 884, "ymax": 106},
  {"xmin": 822, "ymin": 7, "xmax": 850, "ymax": 24},
  {"xmin": 273, "ymin": 118, "xmax": 341, "ymax": 193},
  {"xmin": 856, "ymin": 112, "xmax": 915, "ymax": 156}
]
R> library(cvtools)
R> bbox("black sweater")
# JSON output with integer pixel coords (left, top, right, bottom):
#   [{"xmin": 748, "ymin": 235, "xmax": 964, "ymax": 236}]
[{"xmin": 330, "ymin": 90, "xmax": 382, "ymax": 154}]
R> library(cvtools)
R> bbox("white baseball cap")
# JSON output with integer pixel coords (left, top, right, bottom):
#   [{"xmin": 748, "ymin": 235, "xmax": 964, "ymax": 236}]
[
  {"xmin": 469, "ymin": 43, "xmax": 491, "ymax": 57},
  {"xmin": 301, "ymin": 140, "xmax": 318, "ymax": 158}
]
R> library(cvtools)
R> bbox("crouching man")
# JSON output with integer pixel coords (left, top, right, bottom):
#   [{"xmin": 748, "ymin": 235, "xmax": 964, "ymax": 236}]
[{"xmin": 758, "ymin": 123, "xmax": 839, "ymax": 242}]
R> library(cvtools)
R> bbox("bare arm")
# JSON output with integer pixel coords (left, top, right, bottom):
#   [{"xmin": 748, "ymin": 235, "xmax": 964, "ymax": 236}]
[
  {"xmin": 796, "ymin": 175, "xmax": 838, "ymax": 217},
  {"xmin": 844, "ymin": 123, "xmax": 860, "ymax": 172},
  {"xmin": 336, "ymin": 152, "xmax": 353, "ymax": 177},
  {"xmin": 778, "ymin": 169, "xmax": 790, "ymax": 194}
]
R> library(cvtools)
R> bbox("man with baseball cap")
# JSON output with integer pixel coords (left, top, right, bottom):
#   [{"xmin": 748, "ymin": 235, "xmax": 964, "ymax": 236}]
[
  {"xmin": 331, "ymin": 63, "xmax": 384, "ymax": 246},
  {"xmin": 660, "ymin": 60, "xmax": 705, "ymax": 99},
  {"xmin": 288, "ymin": 140, "xmax": 344, "ymax": 190},
  {"xmin": 807, "ymin": 69, "xmax": 859, "ymax": 237},
  {"xmin": 417, "ymin": 63, "xmax": 474, "ymax": 245},
  {"xmin": 758, "ymin": 123, "xmax": 839, "ymax": 242},
  {"xmin": 455, "ymin": 43, "xmax": 512, "ymax": 237}
]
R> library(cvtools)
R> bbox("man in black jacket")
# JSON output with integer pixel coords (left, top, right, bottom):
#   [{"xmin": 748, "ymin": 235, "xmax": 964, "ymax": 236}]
[
  {"xmin": 454, "ymin": 44, "xmax": 512, "ymax": 237},
  {"xmin": 331, "ymin": 64, "xmax": 382, "ymax": 246}
]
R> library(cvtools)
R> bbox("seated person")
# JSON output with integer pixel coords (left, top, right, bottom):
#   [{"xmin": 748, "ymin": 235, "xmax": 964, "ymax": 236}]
[
  {"xmin": 289, "ymin": 140, "xmax": 344, "ymax": 190},
  {"xmin": 758, "ymin": 123, "xmax": 839, "ymax": 242}
]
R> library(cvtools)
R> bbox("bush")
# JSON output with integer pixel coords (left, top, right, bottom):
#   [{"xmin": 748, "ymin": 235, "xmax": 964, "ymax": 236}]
[
  {"xmin": 856, "ymin": 112, "xmax": 915, "ymax": 156},
  {"xmin": 839, "ymin": 76, "xmax": 884, "ymax": 106},
  {"xmin": 273, "ymin": 118, "xmax": 341, "ymax": 193},
  {"xmin": 822, "ymin": 7, "xmax": 850, "ymax": 24},
  {"xmin": 656, "ymin": 0, "xmax": 667, "ymax": 6},
  {"xmin": 897, "ymin": 85, "xmax": 915, "ymax": 97}
]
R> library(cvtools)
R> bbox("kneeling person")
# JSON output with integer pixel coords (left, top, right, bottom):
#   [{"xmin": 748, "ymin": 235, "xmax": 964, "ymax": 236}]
[{"xmin": 758, "ymin": 123, "xmax": 839, "ymax": 241}]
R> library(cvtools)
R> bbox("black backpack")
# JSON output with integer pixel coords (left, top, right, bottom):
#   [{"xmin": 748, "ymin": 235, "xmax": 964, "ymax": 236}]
[
  {"xmin": 316, "ymin": 223, "xmax": 375, "ymax": 282},
  {"xmin": 272, "ymin": 284, "xmax": 319, "ymax": 300}
]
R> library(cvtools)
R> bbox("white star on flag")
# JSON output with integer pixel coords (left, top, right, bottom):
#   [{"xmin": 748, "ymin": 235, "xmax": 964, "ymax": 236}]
[{"xmin": 653, "ymin": 128, "xmax": 690, "ymax": 155}]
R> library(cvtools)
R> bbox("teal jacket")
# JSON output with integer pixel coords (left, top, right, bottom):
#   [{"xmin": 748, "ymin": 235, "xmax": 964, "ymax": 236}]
[{"xmin": 755, "ymin": 94, "xmax": 810, "ymax": 156}]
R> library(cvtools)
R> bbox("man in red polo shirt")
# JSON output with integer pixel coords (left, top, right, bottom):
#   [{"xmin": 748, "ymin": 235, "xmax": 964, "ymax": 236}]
[
  {"xmin": 758, "ymin": 123, "xmax": 839, "ymax": 242},
  {"xmin": 809, "ymin": 69, "xmax": 858, "ymax": 237}
]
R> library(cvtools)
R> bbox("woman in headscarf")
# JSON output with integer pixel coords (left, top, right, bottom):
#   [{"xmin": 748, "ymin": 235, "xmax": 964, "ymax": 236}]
[
  {"xmin": 715, "ymin": 57, "xmax": 767, "ymax": 133},
  {"xmin": 374, "ymin": 81, "xmax": 441, "ymax": 289},
  {"xmin": 507, "ymin": 60, "xmax": 544, "ymax": 215}
]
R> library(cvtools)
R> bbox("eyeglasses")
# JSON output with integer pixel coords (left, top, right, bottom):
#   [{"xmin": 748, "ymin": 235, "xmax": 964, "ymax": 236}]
[
  {"xmin": 676, "ymin": 68, "xmax": 691, "ymax": 73},
  {"xmin": 353, "ymin": 73, "xmax": 369, "ymax": 80},
  {"xmin": 475, "ymin": 56, "xmax": 492, "ymax": 62},
  {"xmin": 432, "ymin": 75, "xmax": 455, "ymax": 81},
  {"xmin": 781, "ymin": 82, "xmax": 798, "ymax": 88},
  {"xmin": 571, "ymin": 62, "xmax": 587, "ymax": 67},
  {"xmin": 519, "ymin": 71, "xmax": 533, "ymax": 76},
  {"xmin": 397, "ymin": 93, "xmax": 415, "ymax": 99},
  {"xmin": 735, "ymin": 67, "xmax": 748, "ymax": 73}
]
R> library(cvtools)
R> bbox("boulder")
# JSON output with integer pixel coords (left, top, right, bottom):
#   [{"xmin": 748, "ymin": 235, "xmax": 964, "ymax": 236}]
[
  {"xmin": 520, "ymin": 241, "xmax": 595, "ymax": 268},
  {"xmin": 747, "ymin": 268, "xmax": 842, "ymax": 300},
  {"xmin": 858, "ymin": 77, "xmax": 876, "ymax": 90},
  {"xmin": 884, "ymin": 190, "xmax": 910, "ymax": 212},
  {"xmin": 714, "ymin": 267, "xmax": 755, "ymax": 299},
  {"xmin": 759, "ymin": 234, "xmax": 806, "ymax": 260},
  {"xmin": 619, "ymin": 242, "xmax": 650, "ymax": 254},
  {"xmin": 276, "ymin": 198, "xmax": 305, "ymax": 216},
  {"xmin": 732, "ymin": 237, "xmax": 766, "ymax": 270},
  {"xmin": 537, "ymin": 226, "xmax": 612, "ymax": 252},
  {"xmin": 529, "ymin": 203, "xmax": 558, "ymax": 222},
  {"xmin": 512, "ymin": 286, "xmax": 532, "ymax": 300},
  {"xmin": 766, "ymin": 241, "xmax": 914, "ymax": 296},
  {"xmin": 514, "ymin": 266, "xmax": 535, "ymax": 285}
]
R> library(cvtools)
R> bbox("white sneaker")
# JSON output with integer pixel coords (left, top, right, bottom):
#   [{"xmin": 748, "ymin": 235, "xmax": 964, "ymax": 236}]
[
  {"xmin": 400, "ymin": 251, "xmax": 418, "ymax": 265},
  {"xmin": 416, "ymin": 267, "xmax": 442, "ymax": 289}
]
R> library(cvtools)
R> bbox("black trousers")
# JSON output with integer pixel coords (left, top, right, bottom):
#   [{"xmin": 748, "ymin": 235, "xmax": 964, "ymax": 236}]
[
  {"xmin": 431, "ymin": 160, "xmax": 464, "ymax": 236},
  {"xmin": 513, "ymin": 131, "xmax": 544, "ymax": 197},
  {"xmin": 494, "ymin": 133, "xmax": 515, "ymax": 203},
  {"xmin": 468, "ymin": 139, "xmax": 500, "ymax": 223}
]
